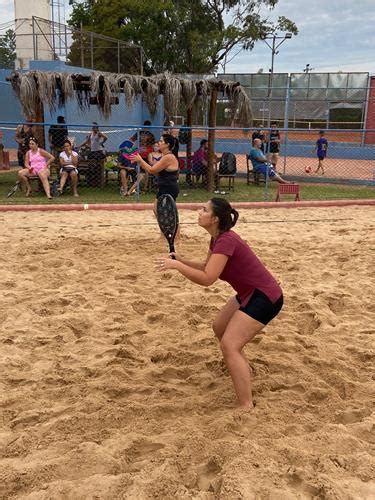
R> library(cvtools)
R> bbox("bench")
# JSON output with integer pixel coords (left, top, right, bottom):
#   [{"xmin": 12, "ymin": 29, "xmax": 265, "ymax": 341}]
[{"xmin": 275, "ymin": 183, "xmax": 300, "ymax": 202}]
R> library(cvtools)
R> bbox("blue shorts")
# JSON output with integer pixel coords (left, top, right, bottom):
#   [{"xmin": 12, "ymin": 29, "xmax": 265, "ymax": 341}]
[
  {"xmin": 256, "ymin": 163, "xmax": 276, "ymax": 178},
  {"xmin": 317, "ymin": 151, "xmax": 326, "ymax": 160}
]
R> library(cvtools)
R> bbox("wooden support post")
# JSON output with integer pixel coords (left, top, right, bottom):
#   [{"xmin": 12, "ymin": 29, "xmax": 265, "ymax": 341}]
[
  {"xmin": 34, "ymin": 98, "xmax": 45, "ymax": 149},
  {"xmin": 186, "ymin": 106, "xmax": 192, "ymax": 163},
  {"xmin": 207, "ymin": 87, "xmax": 217, "ymax": 192}
]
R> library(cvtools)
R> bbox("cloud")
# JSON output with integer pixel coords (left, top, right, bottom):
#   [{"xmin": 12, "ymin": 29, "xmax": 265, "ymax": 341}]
[{"xmin": 225, "ymin": 0, "xmax": 375, "ymax": 74}]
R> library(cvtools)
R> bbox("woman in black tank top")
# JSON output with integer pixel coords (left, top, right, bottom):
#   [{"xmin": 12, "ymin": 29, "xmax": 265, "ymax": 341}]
[{"xmin": 134, "ymin": 133, "xmax": 180, "ymax": 206}]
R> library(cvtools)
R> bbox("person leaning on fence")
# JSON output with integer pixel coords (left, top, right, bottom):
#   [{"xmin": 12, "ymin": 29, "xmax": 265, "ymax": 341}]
[
  {"xmin": 18, "ymin": 137, "xmax": 55, "ymax": 199},
  {"xmin": 192, "ymin": 139, "xmax": 209, "ymax": 184},
  {"xmin": 58, "ymin": 140, "xmax": 79, "ymax": 197},
  {"xmin": 15, "ymin": 116, "xmax": 35, "ymax": 167},
  {"xmin": 48, "ymin": 115, "xmax": 69, "ymax": 159},
  {"xmin": 78, "ymin": 122, "xmax": 108, "ymax": 158},
  {"xmin": 249, "ymin": 139, "xmax": 289, "ymax": 184}
]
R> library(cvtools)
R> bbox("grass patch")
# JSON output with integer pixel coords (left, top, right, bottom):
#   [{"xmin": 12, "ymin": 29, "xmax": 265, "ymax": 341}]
[{"xmin": 0, "ymin": 169, "xmax": 373, "ymax": 205}]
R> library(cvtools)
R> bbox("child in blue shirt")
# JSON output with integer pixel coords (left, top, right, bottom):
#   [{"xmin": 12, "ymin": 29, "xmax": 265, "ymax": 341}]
[{"xmin": 315, "ymin": 130, "xmax": 328, "ymax": 175}]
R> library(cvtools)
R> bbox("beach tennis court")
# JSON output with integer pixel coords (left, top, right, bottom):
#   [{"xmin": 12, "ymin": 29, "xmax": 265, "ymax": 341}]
[{"xmin": 0, "ymin": 206, "xmax": 374, "ymax": 498}]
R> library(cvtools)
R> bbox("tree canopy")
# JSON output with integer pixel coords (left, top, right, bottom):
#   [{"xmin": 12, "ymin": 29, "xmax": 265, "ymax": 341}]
[
  {"xmin": 68, "ymin": 0, "xmax": 297, "ymax": 74},
  {"xmin": 0, "ymin": 29, "xmax": 16, "ymax": 70}
]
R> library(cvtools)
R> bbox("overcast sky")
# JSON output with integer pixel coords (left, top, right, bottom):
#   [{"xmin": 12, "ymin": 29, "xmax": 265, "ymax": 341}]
[{"xmin": 1, "ymin": 0, "xmax": 374, "ymax": 75}]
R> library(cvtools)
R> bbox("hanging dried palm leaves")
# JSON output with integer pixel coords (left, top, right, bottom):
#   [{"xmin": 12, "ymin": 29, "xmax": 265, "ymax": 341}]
[
  {"xmin": 7, "ymin": 70, "xmax": 253, "ymax": 127},
  {"xmin": 141, "ymin": 79, "xmax": 159, "ymax": 115},
  {"xmin": 19, "ymin": 73, "xmax": 39, "ymax": 118},
  {"xmin": 181, "ymin": 79, "xmax": 197, "ymax": 109},
  {"xmin": 163, "ymin": 75, "xmax": 182, "ymax": 116},
  {"xmin": 91, "ymin": 73, "xmax": 113, "ymax": 118},
  {"xmin": 36, "ymin": 71, "xmax": 58, "ymax": 112}
]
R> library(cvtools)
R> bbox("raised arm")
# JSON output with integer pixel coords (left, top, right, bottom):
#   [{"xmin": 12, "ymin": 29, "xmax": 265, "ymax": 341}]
[
  {"xmin": 134, "ymin": 154, "xmax": 172, "ymax": 175},
  {"xmin": 15, "ymin": 126, "xmax": 24, "ymax": 145},
  {"xmin": 40, "ymin": 148, "xmax": 55, "ymax": 167}
]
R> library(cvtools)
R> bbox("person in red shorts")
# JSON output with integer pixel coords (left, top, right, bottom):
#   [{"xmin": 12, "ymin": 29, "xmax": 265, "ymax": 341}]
[{"xmin": 156, "ymin": 198, "xmax": 283, "ymax": 410}]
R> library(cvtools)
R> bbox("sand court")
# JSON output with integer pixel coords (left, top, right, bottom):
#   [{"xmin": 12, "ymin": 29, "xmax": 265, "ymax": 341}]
[{"xmin": 0, "ymin": 206, "xmax": 374, "ymax": 498}]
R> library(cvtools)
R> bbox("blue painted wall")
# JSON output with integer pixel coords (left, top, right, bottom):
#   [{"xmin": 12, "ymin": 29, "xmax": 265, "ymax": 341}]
[{"xmin": 0, "ymin": 60, "xmax": 164, "ymax": 151}]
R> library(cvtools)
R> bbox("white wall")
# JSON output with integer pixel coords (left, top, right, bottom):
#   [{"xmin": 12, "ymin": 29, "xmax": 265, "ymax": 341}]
[{"xmin": 14, "ymin": 0, "xmax": 53, "ymax": 69}]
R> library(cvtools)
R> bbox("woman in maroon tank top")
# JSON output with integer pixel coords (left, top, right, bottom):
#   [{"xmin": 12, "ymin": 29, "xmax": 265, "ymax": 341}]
[{"xmin": 156, "ymin": 198, "xmax": 283, "ymax": 410}]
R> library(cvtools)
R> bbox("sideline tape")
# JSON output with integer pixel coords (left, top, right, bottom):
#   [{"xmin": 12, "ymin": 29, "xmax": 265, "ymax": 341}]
[{"xmin": 0, "ymin": 199, "xmax": 374, "ymax": 212}]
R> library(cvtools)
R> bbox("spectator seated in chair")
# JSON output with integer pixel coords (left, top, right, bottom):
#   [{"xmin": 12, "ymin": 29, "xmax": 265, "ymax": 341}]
[
  {"xmin": 17, "ymin": 137, "xmax": 55, "ymax": 199},
  {"xmin": 192, "ymin": 139, "xmax": 208, "ymax": 185},
  {"xmin": 57, "ymin": 140, "xmax": 79, "ymax": 197},
  {"xmin": 117, "ymin": 152, "xmax": 143, "ymax": 196},
  {"xmin": 249, "ymin": 138, "xmax": 289, "ymax": 184}
]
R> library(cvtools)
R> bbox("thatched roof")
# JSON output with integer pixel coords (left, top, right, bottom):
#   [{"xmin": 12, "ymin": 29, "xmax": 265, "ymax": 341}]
[{"xmin": 7, "ymin": 70, "xmax": 252, "ymax": 125}]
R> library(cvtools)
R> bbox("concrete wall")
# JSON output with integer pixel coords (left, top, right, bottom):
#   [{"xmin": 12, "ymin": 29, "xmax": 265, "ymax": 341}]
[{"xmin": 14, "ymin": 0, "xmax": 53, "ymax": 69}]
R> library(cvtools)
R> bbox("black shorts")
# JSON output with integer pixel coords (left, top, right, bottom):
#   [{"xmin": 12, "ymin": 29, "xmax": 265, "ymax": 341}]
[
  {"xmin": 60, "ymin": 166, "xmax": 78, "ymax": 174},
  {"xmin": 157, "ymin": 184, "xmax": 179, "ymax": 200},
  {"xmin": 236, "ymin": 289, "xmax": 283, "ymax": 325}
]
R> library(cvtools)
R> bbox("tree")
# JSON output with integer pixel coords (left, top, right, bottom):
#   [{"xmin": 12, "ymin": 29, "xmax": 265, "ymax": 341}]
[
  {"xmin": 68, "ymin": 0, "xmax": 297, "ymax": 74},
  {"xmin": 0, "ymin": 29, "xmax": 16, "ymax": 69}
]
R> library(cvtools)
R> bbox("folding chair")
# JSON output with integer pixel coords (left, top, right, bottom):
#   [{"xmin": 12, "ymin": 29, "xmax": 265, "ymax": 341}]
[
  {"xmin": 275, "ymin": 183, "xmax": 300, "ymax": 202},
  {"xmin": 246, "ymin": 154, "xmax": 266, "ymax": 185}
]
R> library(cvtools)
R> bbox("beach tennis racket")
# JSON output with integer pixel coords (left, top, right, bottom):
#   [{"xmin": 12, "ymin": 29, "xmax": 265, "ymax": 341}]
[
  {"xmin": 6, "ymin": 180, "xmax": 20, "ymax": 198},
  {"xmin": 156, "ymin": 194, "xmax": 179, "ymax": 259}
]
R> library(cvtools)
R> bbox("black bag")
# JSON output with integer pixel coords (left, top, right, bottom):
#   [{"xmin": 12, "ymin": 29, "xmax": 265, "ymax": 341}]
[{"xmin": 219, "ymin": 152, "xmax": 236, "ymax": 175}]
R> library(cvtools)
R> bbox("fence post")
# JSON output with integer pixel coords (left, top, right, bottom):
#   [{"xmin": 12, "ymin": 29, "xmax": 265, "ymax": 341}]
[
  {"xmin": 282, "ymin": 74, "xmax": 291, "ymax": 176},
  {"xmin": 207, "ymin": 88, "xmax": 218, "ymax": 192}
]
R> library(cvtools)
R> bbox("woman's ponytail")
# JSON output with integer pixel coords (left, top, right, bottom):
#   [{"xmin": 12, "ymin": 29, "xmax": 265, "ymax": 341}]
[{"xmin": 211, "ymin": 197, "xmax": 239, "ymax": 233}]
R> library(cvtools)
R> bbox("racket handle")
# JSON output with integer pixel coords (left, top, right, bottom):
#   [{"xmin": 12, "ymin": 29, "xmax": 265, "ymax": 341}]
[{"xmin": 169, "ymin": 243, "xmax": 176, "ymax": 259}]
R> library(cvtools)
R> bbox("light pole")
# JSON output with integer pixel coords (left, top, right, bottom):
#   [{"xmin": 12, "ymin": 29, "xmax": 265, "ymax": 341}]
[
  {"xmin": 303, "ymin": 64, "xmax": 314, "ymax": 73},
  {"xmin": 263, "ymin": 32, "xmax": 292, "ymax": 97},
  {"xmin": 262, "ymin": 32, "xmax": 292, "ymax": 127}
]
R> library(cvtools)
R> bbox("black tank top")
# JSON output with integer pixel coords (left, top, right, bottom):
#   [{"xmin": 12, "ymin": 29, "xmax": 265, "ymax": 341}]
[{"xmin": 158, "ymin": 168, "xmax": 178, "ymax": 187}]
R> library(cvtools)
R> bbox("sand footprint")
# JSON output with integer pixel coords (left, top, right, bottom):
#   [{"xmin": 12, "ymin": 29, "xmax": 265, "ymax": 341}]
[{"xmin": 196, "ymin": 457, "xmax": 223, "ymax": 493}]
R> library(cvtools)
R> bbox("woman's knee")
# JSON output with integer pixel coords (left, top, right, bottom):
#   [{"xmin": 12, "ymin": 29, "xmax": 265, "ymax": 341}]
[{"xmin": 220, "ymin": 336, "xmax": 236, "ymax": 358}]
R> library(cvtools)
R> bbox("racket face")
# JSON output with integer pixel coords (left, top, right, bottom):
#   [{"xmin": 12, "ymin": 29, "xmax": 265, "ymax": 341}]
[{"xmin": 156, "ymin": 194, "xmax": 179, "ymax": 252}]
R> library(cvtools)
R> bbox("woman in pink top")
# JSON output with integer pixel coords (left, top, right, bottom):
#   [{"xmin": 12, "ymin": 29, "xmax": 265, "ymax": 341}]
[
  {"xmin": 18, "ymin": 137, "xmax": 54, "ymax": 198},
  {"xmin": 156, "ymin": 198, "xmax": 283, "ymax": 410}
]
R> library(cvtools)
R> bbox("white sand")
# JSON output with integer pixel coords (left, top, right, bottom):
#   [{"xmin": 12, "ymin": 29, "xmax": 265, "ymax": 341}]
[{"xmin": 0, "ymin": 206, "xmax": 374, "ymax": 498}]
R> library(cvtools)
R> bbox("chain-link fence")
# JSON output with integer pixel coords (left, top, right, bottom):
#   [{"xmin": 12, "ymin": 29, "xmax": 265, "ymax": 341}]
[{"xmin": 0, "ymin": 121, "xmax": 374, "ymax": 204}]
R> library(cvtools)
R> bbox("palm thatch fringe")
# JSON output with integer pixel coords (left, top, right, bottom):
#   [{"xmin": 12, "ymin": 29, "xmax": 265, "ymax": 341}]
[
  {"xmin": 141, "ymin": 80, "xmax": 159, "ymax": 115},
  {"xmin": 19, "ymin": 73, "xmax": 39, "ymax": 118},
  {"xmin": 8, "ymin": 71, "xmax": 253, "ymax": 127},
  {"xmin": 181, "ymin": 79, "xmax": 197, "ymax": 109}
]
